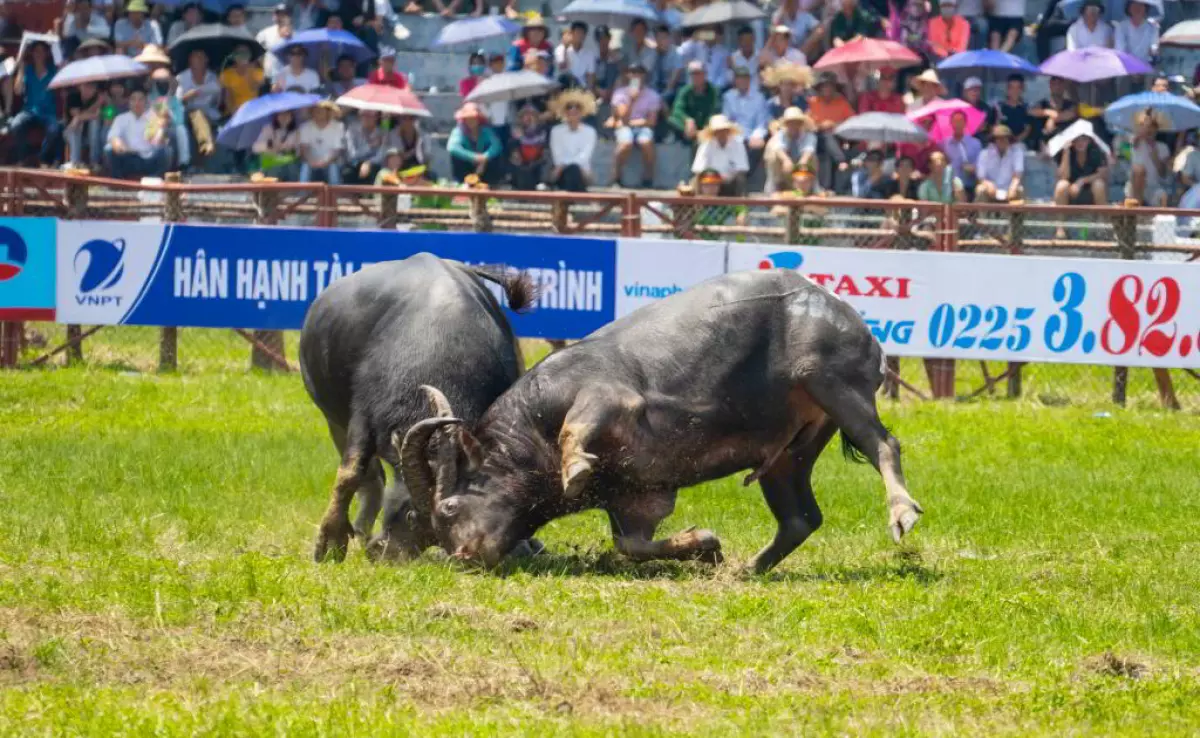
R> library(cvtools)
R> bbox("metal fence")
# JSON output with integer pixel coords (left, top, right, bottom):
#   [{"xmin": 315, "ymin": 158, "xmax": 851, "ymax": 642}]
[{"xmin": 2, "ymin": 168, "xmax": 1198, "ymax": 411}]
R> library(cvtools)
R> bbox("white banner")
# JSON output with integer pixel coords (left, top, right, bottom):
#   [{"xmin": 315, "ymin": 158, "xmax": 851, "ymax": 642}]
[
  {"xmin": 616, "ymin": 238, "xmax": 727, "ymax": 318},
  {"xmin": 56, "ymin": 221, "xmax": 171, "ymax": 326},
  {"xmin": 728, "ymin": 244, "xmax": 1200, "ymax": 369}
]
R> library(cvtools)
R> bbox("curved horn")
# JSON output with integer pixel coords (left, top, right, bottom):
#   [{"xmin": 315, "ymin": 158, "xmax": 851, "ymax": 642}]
[
  {"xmin": 421, "ymin": 385, "xmax": 456, "ymax": 419},
  {"xmin": 398, "ymin": 417, "xmax": 462, "ymax": 518}
]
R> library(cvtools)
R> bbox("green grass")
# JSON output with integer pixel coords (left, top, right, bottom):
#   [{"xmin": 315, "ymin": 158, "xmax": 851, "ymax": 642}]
[{"xmin": 2, "ymin": 351, "xmax": 1200, "ymax": 735}]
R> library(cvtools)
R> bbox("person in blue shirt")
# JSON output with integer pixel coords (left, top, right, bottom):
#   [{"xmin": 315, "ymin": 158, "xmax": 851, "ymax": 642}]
[
  {"xmin": 721, "ymin": 66, "xmax": 769, "ymax": 178},
  {"xmin": 447, "ymin": 102, "xmax": 504, "ymax": 186},
  {"xmin": 4, "ymin": 41, "xmax": 60, "ymax": 166}
]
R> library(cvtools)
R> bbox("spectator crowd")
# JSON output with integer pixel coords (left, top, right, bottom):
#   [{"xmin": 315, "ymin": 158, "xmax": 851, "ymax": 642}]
[{"xmin": 0, "ymin": 0, "xmax": 1198, "ymax": 208}]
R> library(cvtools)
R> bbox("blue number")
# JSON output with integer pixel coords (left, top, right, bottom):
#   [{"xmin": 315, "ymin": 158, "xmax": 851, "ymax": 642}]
[
  {"xmin": 929, "ymin": 303, "xmax": 955, "ymax": 348},
  {"xmin": 979, "ymin": 306, "xmax": 1009, "ymax": 350},
  {"xmin": 1006, "ymin": 307, "xmax": 1035, "ymax": 352},
  {"xmin": 953, "ymin": 304, "xmax": 983, "ymax": 349},
  {"xmin": 1044, "ymin": 272, "xmax": 1086, "ymax": 353}
]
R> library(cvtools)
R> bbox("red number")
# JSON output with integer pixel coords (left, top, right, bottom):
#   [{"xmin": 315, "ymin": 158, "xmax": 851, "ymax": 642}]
[
  {"xmin": 1138, "ymin": 278, "xmax": 1180, "ymax": 357},
  {"xmin": 1101, "ymin": 275, "xmax": 1142, "ymax": 355}
]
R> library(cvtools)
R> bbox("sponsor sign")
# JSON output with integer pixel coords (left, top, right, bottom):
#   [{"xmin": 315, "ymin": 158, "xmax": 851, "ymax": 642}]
[
  {"xmin": 615, "ymin": 238, "xmax": 726, "ymax": 318},
  {"xmin": 0, "ymin": 218, "xmax": 56, "ymax": 321},
  {"xmin": 730, "ymin": 244, "xmax": 1200, "ymax": 368}
]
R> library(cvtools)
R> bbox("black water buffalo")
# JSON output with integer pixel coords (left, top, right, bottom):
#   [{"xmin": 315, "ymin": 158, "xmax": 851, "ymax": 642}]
[
  {"xmin": 299, "ymin": 253, "xmax": 533, "ymax": 562},
  {"xmin": 399, "ymin": 269, "xmax": 923, "ymax": 573}
]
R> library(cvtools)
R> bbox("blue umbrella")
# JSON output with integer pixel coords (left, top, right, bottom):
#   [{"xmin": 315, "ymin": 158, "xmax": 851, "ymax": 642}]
[
  {"xmin": 937, "ymin": 49, "xmax": 1040, "ymax": 77},
  {"xmin": 1059, "ymin": 0, "xmax": 1161, "ymax": 21},
  {"xmin": 433, "ymin": 16, "xmax": 520, "ymax": 48},
  {"xmin": 560, "ymin": 0, "xmax": 660, "ymax": 27},
  {"xmin": 273, "ymin": 29, "xmax": 375, "ymax": 67},
  {"xmin": 1104, "ymin": 91, "xmax": 1200, "ymax": 132},
  {"xmin": 49, "ymin": 54, "xmax": 147, "ymax": 90},
  {"xmin": 153, "ymin": 0, "xmax": 245, "ymax": 13},
  {"xmin": 216, "ymin": 92, "xmax": 321, "ymax": 150}
]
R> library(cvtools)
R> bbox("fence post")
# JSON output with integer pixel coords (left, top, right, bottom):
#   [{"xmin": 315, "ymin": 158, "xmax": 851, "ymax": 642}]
[
  {"xmin": 551, "ymin": 200, "xmax": 569, "ymax": 234},
  {"xmin": 0, "ymin": 322, "xmax": 18, "ymax": 368},
  {"xmin": 249, "ymin": 188, "xmax": 288, "ymax": 372},
  {"xmin": 1006, "ymin": 208, "xmax": 1026, "ymax": 398},
  {"xmin": 1110, "ymin": 210, "xmax": 1138, "ymax": 406},
  {"xmin": 156, "ymin": 174, "xmax": 184, "ymax": 372},
  {"xmin": 469, "ymin": 191, "xmax": 493, "ymax": 232},
  {"xmin": 64, "ymin": 177, "xmax": 90, "ymax": 365},
  {"xmin": 623, "ymin": 193, "xmax": 641, "ymax": 238},
  {"xmin": 378, "ymin": 190, "xmax": 398, "ymax": 230},
  {"xmin": 924, "ymin": 204, "xmax": 957, "ymax": 399},
  {"xmin": 785, "ymin": 202, "xmax": 802, "ymax": 245}
]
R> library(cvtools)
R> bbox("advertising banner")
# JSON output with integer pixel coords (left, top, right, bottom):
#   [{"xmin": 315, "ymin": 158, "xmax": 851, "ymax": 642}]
[
  {"xmin": 56, "ymin": 222, "xmax": 617, "ymax": 339},
  {"xmin": 615, "ymin": 238, "xmax": 727, "ymax": 318},
  {"xmin": 729, "ymin": 243, "xmax": 1200, "ymax": 369},
  {"xmin": 0, "ymin": 218, "xmax": 56, "ymax": 321}
]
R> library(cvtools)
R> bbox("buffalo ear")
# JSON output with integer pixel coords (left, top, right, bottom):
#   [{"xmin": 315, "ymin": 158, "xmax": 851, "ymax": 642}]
[{"xmin": 457, "ymin": 427, "xmax": 484, "ymax": 473}]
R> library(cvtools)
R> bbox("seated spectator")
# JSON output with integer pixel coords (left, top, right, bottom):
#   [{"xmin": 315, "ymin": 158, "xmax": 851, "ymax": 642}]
[
  {"xmin": 393, "ymin": 114, "xmax": 429, "ymax": 174},
  {"xmin": 74, "ymin": 37, "xmax": 113, "ymax": 61},
  {"xmin": 890, "ymin": 0, "xmax": 930, "ymax": 60},
  {"xmin": 548, "ymin": 89, "xmax": 598, "ymax": 192},
  {"xmin": 988, "ymin": 0, "xmax": 1026, "ymax": 53},
  {"xmin": 593, "ymin": 25, "xmax": 620, "ymax": 100},
  {"xmin": 975, "ymin": 125, "xmax": 1025, "ymax": 202},
  {"xmin": 257, "ymin": 6, "xmax": 292, "ymax": 80},
  {"xmin": 1114, "ymin": 0, "xmax": 1158, "ymax": 64},
  {"xmin": 758, "ymin": 25, "xmax": 805, "ymax": 74},
  {"xmin": 1054, "ymin": 133, "xmax": 1109, "ymax": 207},
  {"xmin": 897, "ymin": 116, "xmax": 938, "ymax": 173},
  {"xmin": 764, "ymin": 62, "xmax": 812, "ymax": 118},
  {"xmin": 221, "ymin": 45, "xmax": 264, "ymax": 117},
  {"xmin": 447, "ymin": 102, "xmax": 504, "ymax": 185},
  {"xmin": 276, "ymin": 46, "xmax": 321, "ymax": 93},
  {"xmin": 106, "ymin": 88, "xmax": 172, "ymax": 179},
  {"xmin": 299, "ymin": 100, "xmax": 345, "ymax": 184},
  {"xmin": 852, "ymin": 148, "xmax": 896, "ymax": 198},
  {"xmin": 148, "ymin": 67, "xmax": 190, "ymax": 169},
  {"xmin": 763, "ymin": 107, "xmax": 816, "ymax": 194},
  {"xmin": 1031, "ymin": 75, "xmax": 1078, "ymax": 144},
  {"xmin": 509, "ymin": 104, "xmax": 548, "ymax": 190},
  {"xmin": 1067, "ymin": 0, "xmax": 1113, "ymax": 49},
  {"xmin": 962, "ymin": 77, "xmax": 988, "ymax": 116},
  {"xmin": 691, "ymin": 114, "xmax": 749, "ymax": 196},
  {"xmin": 808, "ymin": 71, "xmax": 854, "ymax": 192},
  {"xmin": 326, "ymin": 55, "xmax": 365, "ymax": 97},
  {"xmin": 927, "ymin": 0, "xmax": 969, "ymax": 60},
  {"xmin": 3, "ymin": 40, "xmax": 59, "ymax": 166},
  {"xmin": 907, "ymin": 69, "xmax": 945, "ymax": 113},
  {"xmin": 113, "ymin": 0, "xmax": 162, "ymax": 58},
  {"xmin": 134, "ymin": 44, "xmax": 171, "ymax": 73},
  {"xmin": 723, "ymin": 66, "xmax": 769, "ymax": 174},
  {"xmin": 989, "ymin": 74, "xmax": 1033, "ymax": 147},
  {"xmin": 729, "ymin": 26, "xmax": 760, "ymax": 90},
  {"xmin": 1176, "ymin": 143, "xmax": 1200, "ymax": 209},
  {"xmin": 61, "ymin": 0, "xmax": 111, "ymax": 49},
  {"xmin": 1125, "ymin": 110, "xmax": 1170, "ymax": 206},
  {"xmin": 679, "ymin": 27, "xmax": 731, "ymax": 91},
  {"xmin": 224, "ymin": 5, "xmax": 250, "ymax": 36},
  {"xmin": 652, "ymin": 24, "xmax": 684, "ymax": 103},
  {"xmin": 609, "ymin": 63, "xmax": 661, "ymax": 188},
  {"xmin": 64, "ymin": 80, "xmax": 105, "ymax": 170},
  {"xmin": 508, "ymin": 15, "xmax": 553, "ymax": 74},
  {"xmin": 919, "ymin": 151, "xmax": 966, "ymax": 203},
  {"xmin": 830, "ymin": 0, "xmax": 880, "ymax": 47},
  {"xmin": 772, "ymin": 0, "xmax": 822, "ymax": 59},
  {"xmin": 556, "ymin": 21, "xmax": 597, "ymax": 90},
  {"xmin": 858, "ymin": 67, "xmax": 904, "ymax": 114},
  {"xmin": 459, "ymin": 51, "xmax": 488, "ymax": 98},
  {"xmin": 891, "ymin": 154, "xmax": 921, "ymax": 199},
  {"xmin": 623, "ymin": 19, "xmax": 657, "ymax": 73},
  {"xmin": 374, "ymin": 148, "xmax": 403, "ymax": 186},
  {"xmin": 252, "ymin": 110, "xmax": 301, "ymax": 180},
  {"xmin": 176, "ymin": 49, "xmax": 220, "ymax": 159},
  {"xmin": 942, "ymin": 111, "xmax": 982, "ymax": 193},
  {"xmin": 294, "ymin": 0, "xmax": 328, "ymax": 31},
  {"xmin": 343, "ymin": 109, "xmax": 388, "ymax": 184},
  {"xmin": 670, "ymin": 61, "xmax": 722, "ymax": 144},
  {"xmin": 367, "ymin": 47, "xmax": 407, "ymax": 89}
]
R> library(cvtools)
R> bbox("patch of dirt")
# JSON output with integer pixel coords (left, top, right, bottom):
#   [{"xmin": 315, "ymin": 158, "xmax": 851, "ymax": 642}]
[{"xmin": 1087, "ymin": 652, "xmax": 1149, "ymax": 680}]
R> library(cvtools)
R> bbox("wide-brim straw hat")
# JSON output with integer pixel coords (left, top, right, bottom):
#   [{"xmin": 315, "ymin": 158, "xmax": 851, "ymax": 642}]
[
  {"xmin": 76, "ymin": 37, "xmax": 112, "ymax": 54},
  {"xmin": 455, "ymin": 101, "xmax": 488, "ymax": 121},
  {"xmin": 910, "ymin": 68, "xmax": 947, "ymax": 95},
  {"xmin": 314, "ymin": 99, "xmax": 343, "ymax": 117},
  {"xmin": 134, "ymin": 44, "xmax": 171, "ymax": 66},
  {"xmin": 779, "ymin": 106, "xmax": 814, "ymax": 130},
  {"xmin": 698, "ymin": 114, "xmax": 742, "ymax": 141},
  {"xmin": 762, "ymin": 61, "xmax": 813, "ymax": 89},
  {"xmin": 550, "ymin": 88, "xmax": 598, "ymax": 119},
  {"xmin": 522, "ymin": 13, "xmax": 547, "ymax": 31}
]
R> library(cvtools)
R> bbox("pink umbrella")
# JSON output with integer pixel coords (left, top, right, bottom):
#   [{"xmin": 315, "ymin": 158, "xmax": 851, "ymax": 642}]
[
  {"xmin": 335, "ymin": 83, "xmax": 431, "ymax": 117},
  {"xmin": 813, "ymin": 38, "xmax": 922, "ymax": 73},
  {"xmin": 906, "ymin": 98, "xmax": 986, "ymax": 144}
]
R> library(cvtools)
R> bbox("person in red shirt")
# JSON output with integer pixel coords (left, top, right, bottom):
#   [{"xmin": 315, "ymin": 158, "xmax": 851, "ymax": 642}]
[
  {"xmin": 857, "ymin": 66, "xmax": 905, "ymax": 115},
  {"xmin": 459, "ymin": 50, "xmax": 487, "ymax": 98},
  {"xmin": 368, "ymin": 47, "xmax": 408, "ymax": 89}
]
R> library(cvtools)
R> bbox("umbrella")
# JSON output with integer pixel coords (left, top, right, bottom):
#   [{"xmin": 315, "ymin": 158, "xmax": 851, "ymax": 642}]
[
  {"xmin": 936, "ymin": 49, "xmax": 1041, "ymax": 84},
  {"xmin": 336, "ymin": 84, "xmax": 431, "ymax": 117},
  {"xmin": 168, "ymin": 24, "xmax": 263, "ymax": 71},
  {"xmin": 1103, "ymin": 91, "xmax": 1200, "ymax": 132},
  {"xmin": 1161, "ymin": 19, "xmax": 1200, "ymax": 48},
  {"xmin": 216, "ymin": 92, "xmax": 321, "ymax": 150},
  {"xmin": 1059, "ymin": 0, "xmax": 1162, "ymax": 20},
  {"xmin": 1046, "ymin": 118, "xmax": 1112, "ymax": 158},
  {"xmin": 465, "ymin": 70, "xmax": 558, "ymax": 104},
  {"xmin": 560, "ymin": 0, "xmax": 660, "ymax": 27},
  {"xmin": 680, "ymin": 0, "xmax": 765, "ymax": 29},
  {"xmin": 813, "ymin": 38, "xmax": 921, "ymax": 73},
  {"xmin": 153, "ymin": 0, "xmax": 245, "ymax": 13},
  {"xmin": 432, "ymin": 16, "xmax": 519, "ymax": 47},
  {"xmin": 49, "ymin": 54, "xmax": 148, "ymax": 90},
  {"xmin": 1038, "ymin": 48, "xmax": 1153, "ymax": 83},
  {"xmin": 274, "ymin": 28, "xmax": 376, "ymax": 67},
  {"xmin": 907, "ymin": 98, "xmax": 986, "ymax": 143},
  {"xmin": 835, "ymin": 112, "xmax": 928, "ymax": 144}
]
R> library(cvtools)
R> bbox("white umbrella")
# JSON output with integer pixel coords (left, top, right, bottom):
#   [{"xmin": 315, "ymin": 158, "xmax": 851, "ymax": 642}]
[
  {"xmin": 1046, "ymin": 119, "xmax": 1111, "ymax": 159},
  {"xmin": 465, "ymin": 70, "xmax": 558, "ymax": 104}
]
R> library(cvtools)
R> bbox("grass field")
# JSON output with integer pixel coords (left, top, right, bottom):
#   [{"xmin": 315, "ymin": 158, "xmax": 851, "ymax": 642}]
[{"xmin": 2, "ymin": 340, "xmax": 1200, "ymax": 735}]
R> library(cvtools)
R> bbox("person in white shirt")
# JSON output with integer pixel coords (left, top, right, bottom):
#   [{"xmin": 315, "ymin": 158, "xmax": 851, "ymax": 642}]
[
  {"xmin": 548, "ymin": 89, "xmax": 598, "ymax": 192},
  {"xmin": 1125, "ymin": 110, "xmax": 1170, "ymax": 206},
  {"xmin": 974, "ymin": 125, "xmax": 1026, "ymax": 202},
  {"xmin": 555, "ymin": 21, "xmax": 598, "ymax": 89},
  {"xmin": 1114, "ymin": 0, "xmax": 1159, "ymax": 63},
  {"xmin": 105, "ymin": 88, "xmax": 171, "ymax": 179},
  {"xmin": 299, "ymin": 100, "xmax": 346, "ymax": 184},
  {"xmin": 61, "ymin": 0, "xmax": 111, "ymax": 45},
  {"xmin": 257, "ymin": 4, "xmax": 294, "ymax": 81},
  {"xmin": 274, "ymin": 46, "xmax": 322, "ymax": 93},
  {"xmin": 175, "ymin": 48, "xmax": 222, "ymax": 157},
  {"xmin": 758, "ymin": 25, "xmax": 807, "ymax": 72},
  {"xmin": 1066, "ymin": 0, "xmax": 1114, "ymax": 49},
  {"xmin": 691, "ymin": 114, "xmax": 749, "ymax": 195}
]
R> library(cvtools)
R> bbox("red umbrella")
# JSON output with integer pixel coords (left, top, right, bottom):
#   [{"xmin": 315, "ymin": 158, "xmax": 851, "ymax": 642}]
[
  {"xmin": 906, "ymin": 98, "xmax": 986, "ymax": 143},
  {"xmin": 335, "ymin": 84, "xmax": 431, "ymax": 117},
  {"xmin": 813, "ymin": 38, "xmax": 921, "ymax": 73}
]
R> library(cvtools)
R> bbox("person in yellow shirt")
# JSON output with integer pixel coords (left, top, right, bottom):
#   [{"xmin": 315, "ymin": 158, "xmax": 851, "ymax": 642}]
[{"xmin": 219, "ymin": 44, "xmax": 264, "ymax": 116}]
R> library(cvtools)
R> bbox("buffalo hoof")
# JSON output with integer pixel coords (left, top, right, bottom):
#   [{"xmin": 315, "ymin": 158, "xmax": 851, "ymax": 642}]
[
  {"xmin": 314, "ymin": 519, "xmax": 355, "ymax": 563},
  {"xmin": 889, "ymin": 501, "xmax": 924, "ymax": 544},
  {"xmin": 563, "ymin": 453, "xmax": 598, "ymax": 499},
  {"xmin": 507, "ymin": 538, "xmax": 547, "ymax": 560},
  {"xmin": 687, "ymin": 528, "xmax": 724, "ymax": 565}
]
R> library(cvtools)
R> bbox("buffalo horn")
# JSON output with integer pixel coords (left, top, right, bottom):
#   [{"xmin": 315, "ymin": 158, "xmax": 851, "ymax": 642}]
[{"xmin": 399, "ymin": 417, "xmax": 462, "ymax": 517}]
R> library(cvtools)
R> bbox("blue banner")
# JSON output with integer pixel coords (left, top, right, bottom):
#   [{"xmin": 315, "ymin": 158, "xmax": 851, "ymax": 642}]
[{"xmin": 0, "ymin": 217, "xmax": 56, "ymax": 321}]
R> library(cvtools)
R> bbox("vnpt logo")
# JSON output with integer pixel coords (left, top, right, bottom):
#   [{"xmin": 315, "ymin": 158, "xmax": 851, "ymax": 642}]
[
  {"xmin": 758, "ymin": 251, "xmax": 803, "ymax": 270},
  {"xmin": 0, "ymin": 226, "xmax": 28, "ymax": 282},
  {"xmin": 74, "ymin": 238, "xmax": 127, "ymax": 306}
]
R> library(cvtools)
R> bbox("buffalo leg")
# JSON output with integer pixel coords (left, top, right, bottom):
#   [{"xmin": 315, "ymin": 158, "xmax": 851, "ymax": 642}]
[
  {"xmin": 559, "ymin": 387, "xmax": 643, "ymax": 499},
  {"xmin": 352, "ymin": 459, "xmax": 385, "ymax": 540},
  {"xmin": 314, "ymin": 416, "xmax": 373, "ymax": 563},
  {"xmin": 750, "ymin": 421, "xmax": 837, "ymax": 574},
  {"xmin": 608, "ymin": 492, "xmax": 723, "ymax": 564}
]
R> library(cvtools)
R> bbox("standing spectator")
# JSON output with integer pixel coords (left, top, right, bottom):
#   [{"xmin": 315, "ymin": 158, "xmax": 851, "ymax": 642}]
[
  {"xmin": 4, "ymin": 41, "xmax": 59, "ymax": 166},
  {"xmin": 593, "ymin": 25, "xmax": 621, "ymax": 100},
  {"xmin": 555, "ymin": 21, "xmax": 597, "ymax": 89},
  {"xmin": 623, "ymin": 19, "xmax": 657, "ymax": 72},
  {"xmin": 830, "ymin": 0, "xmax": 879, "ymax": 47},
  {"xmin": 392, "ymin": 114, "xmax": 429, "ymax": 174},
  {"xmin": 928, "ymin": 0, "xmax": 970, "ymax": 60},
  {"xmin": 459, "ymin": 51, "xmax": 487, "ymax": 98},
  {"xmin": 1125, "ymin": 110, "xmax": 1170, "ymax": 206},
  {"xmin": 1067, "ymin": 0, "xmax": 1113, "ymax": 49},
  {"xmin": 772, "ymin": 0, "xmax": 822, "ymax": 58},
  {"xmin": 670, "ymin": 61, "xmax": 721, "ymax": 144},
  {"xmin": 942, "ymin": 110, "xmax": 982, "ymax": 193},
  {"xmin": 988, "ymin": 0, "xmax": 1026, "ymax": 53},
  {"xmin": 148, "ymin": 67, "xmax": 190, "ymax": 170},
  {"xmin": 508, "ymin": 15, "xmax": 552, "ymax": 74},
  {"xmin": 764, "ymin": 62, "xmax": 812, "ymax": 118},
  {"xmin": 609, "ymin": 63, "xmax": 661, "ymax": 188},
  {"xmin": 758, "ymin": 25, "xmax": 806, "ymax": 71},
  {"xmin": 1031, "ymin": 75, "xmax": 1077, "ymax": 143},
  {"xmin": 166, "ymin": 3, "xmax": 203, "ymax": 45},
  {"xmin": 679, "ymin": 27, "xmax": 731, "ymax": 91},
  {"xmin": 1114, "ymin": 0, "xmax": 1158, "ymax": 64},
  {"xmin": 989, "ymin": 74, "xmax": 1033, "ymax": 145},
  {"xmin": 852, "ymin": 149, "xmax": 897, "ymax": 198},
  {"xmin": 907, "ymin": 69, "xmax": 945, "ymax": 112},
  {"xmin": 106, "ymin": 88, "xmax": 172, "ymax": 179},
  {"xmin": 61, "ymin": 0, "xmax": 111, "ymax": 49},
  {"xmin": 326, "ymin": 55, "xmax": 365, "ymax": 97},
  {"xmin": 64, "ymin": 80, "xmax": 104, "ymax": 170},
  {"xmin": 858, "ymin": 67, "xmax": 904, "ymax": 114},
  {"xmin": 257, "ymin": 5, "xmax": 293, "ymax": 81},
  {"xmin": 299, "ymin": 100, "xmax": 345, "ymax": 183},
  {"xmin": 343, "ymin": 109, "xmax": 388, "ymax": 183},
  {"xmin": 252, "ymin": 110, "xmax": 301, "ymax": 180},
  {"xmin": 509, "ymin": 103, "xmax": 549, "ymax": 190},
  {"xmin": 691, "ymin": 114, "xmax": 748, "ymax": 195},
  {"xmin": 729, "ymin": 26, "xmax": 761, "ymax": 91},
  {"xmin": 447, "ymin": 102, "xmax": 504, "ymax": 185},
  {"xmin": 763, "ymin": 106, "xmax": 816, "ymax": 194},
  {"xmin": 918, "ymin": 151, "xmax": 966, "ymax": 202},
  {"xmin": 722, "ymin": 66, "xmax": 769, "ymax": 175},
  {"xmin": 176, "ymin": 49, "xmax": 221, "ymax": 159},
  {"xmin": 1054, "ymin": 133, "xmax": 1108, "ymax": 209},
  {"xmin": 548, "ymin": 89, "xmax": 598, "ymax": 192},
  {"xmin": 220, "ymin": 45, "xmax": 264, "ymax": 116},
  {"xmin": 808, "ymin": 71, "xmax": 854, "ymax": 192},
  {"xmin": 113, "ymin": 0, "xmax": 163, "ymax": 58},
  {"xmin": 651, "ymin": 24, "xmax": 684, "ymax": 102},
  {"xmin": 975, "ymin": 124, "xmax": 1025, "ymax": 202},
  {"xmin": 367, "ymin": 48, "xmax": 408, "ymax": 89},
  {"xmin": 275, "ymin": 47, "xmax": 321, "ymax": 93}
]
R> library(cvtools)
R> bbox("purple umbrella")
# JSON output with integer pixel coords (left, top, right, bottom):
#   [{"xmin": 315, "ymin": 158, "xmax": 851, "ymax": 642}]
[
  {"xmin": 433, "ymin": 16, "xmax": 519, "ymax": 47},
  {"xmin": 273, "ymin": 28, "xmax": 375, "ymax": 68},
  {"xmin": 216, "ymin": 92, "xmax": 322, "ymax": 150},
  {"xmin": 1038, "ymin": 48, "xmax": 1153, "ymax": 84}
]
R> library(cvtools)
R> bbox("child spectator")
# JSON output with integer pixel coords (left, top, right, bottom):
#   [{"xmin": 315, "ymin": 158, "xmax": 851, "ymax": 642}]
[
  {"xmin": 691, "ymin": 114, "xmax": 749, "ymax": 195},
  {"xmin": 276, "ymin": 46, "xmax": 322, "ymax": 93},
  {"xmin": 509, "ymin": 103, "xmax": 549, "ymax": 190},
  {"xmin": 549, "ymin": 89, "xmax": 598, "ymax": 192},
  {"xmin": 5, "ymin": 40, "xmax": 59, "ymax": 166},
  {"xmin": 64, "ymin": 80, "xmax": 105, "ymax": 170},
  {"xmin": 252, "ymin": 110, "xmax": 301, "ymax": 180},
  {"xmin": 763, "ymin": 107, "xmax": 817, "ymax": 194},
  {"xmin": 447, "ymin": 102, "xmax": 504, "ymax": 185},
  {"xmin": 1114, "ymin": 0, "xmax": 1158, "ymax": 64},
  {"xmin": 1067, "ymin": 0, "xmax": 1113, "ymax": 49},
  {"xmin": 220, "ymin": 44, "xmax": 264, "ymax": 116},
  {"xmin": 609, "ymin": 63, "xmax": 661, "ymax": 188},
  {"xmin": 670, "ymin": 61, "xmax": 722, "ymax": 144},
  {"xmin": 975, "ymin": 125, "xmax": 1025, "ymax": 202},
  {"xmin": 106, "ymin": 88, "xmax": 172, "ymax": 179},
  {"xmin": 113, "ymin": 0, "xmax": 162, "ymax": 58},
  {"xmin": 928, "ymin": 0, "xmax": 970, "ymax": 60},
  {"xmin": 299, "ymin": 100, "xmax": 346, "ymax": 183}
]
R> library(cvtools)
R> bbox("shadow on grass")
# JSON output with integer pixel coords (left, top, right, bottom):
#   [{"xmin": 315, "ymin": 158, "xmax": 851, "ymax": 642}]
[{"xmin": 760, "ymin": 550, "xmax": 943, "ymax": 585}]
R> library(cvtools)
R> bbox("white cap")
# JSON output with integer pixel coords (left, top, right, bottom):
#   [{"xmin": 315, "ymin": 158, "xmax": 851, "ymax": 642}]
[{"xmin": 963, "ymin": 76, "xmax": 983, "ymax": 90}]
